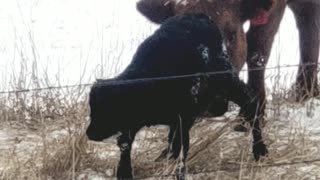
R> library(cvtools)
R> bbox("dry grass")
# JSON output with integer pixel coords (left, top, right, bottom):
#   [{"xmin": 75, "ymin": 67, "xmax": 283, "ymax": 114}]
[{"xmin": 0, "ymin": 86, "xmax": 90, "ymax": 179}]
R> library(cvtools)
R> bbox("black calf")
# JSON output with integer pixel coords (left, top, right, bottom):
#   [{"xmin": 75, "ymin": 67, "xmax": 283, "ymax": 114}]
[{"xmin": 86, "ymin": 14, "xmax": 267, "ymax": 179}]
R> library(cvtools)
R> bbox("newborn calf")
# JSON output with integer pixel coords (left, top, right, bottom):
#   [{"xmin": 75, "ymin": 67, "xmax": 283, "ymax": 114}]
[{"xmin": 86, "ymin": 14, "xmax": 267, "ymax": 180}]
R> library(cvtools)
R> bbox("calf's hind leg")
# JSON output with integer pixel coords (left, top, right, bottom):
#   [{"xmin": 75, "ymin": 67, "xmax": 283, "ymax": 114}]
[
  {"xmin": 156, "ymin": 114, "xmax": 193, "ymax": 180},
  {"xmin": 156, "ymin": 100, "xmax": 228, "ymax": 162},
  {"xmin": 173, "ymin": 115, "xmax": 194, "ymax": 180},
  {"xmin": 156, "ymin": 117, "xmax": 194, "ymax": 161}
]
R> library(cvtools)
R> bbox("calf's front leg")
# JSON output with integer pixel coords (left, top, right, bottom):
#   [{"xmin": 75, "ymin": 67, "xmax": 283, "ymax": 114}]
[
  {"xmin": 116, "ymin": 130, "xmax": 137, "ymax": 179},
  {"xmin": 226, "ymin": 74, "xmax": 268, "ymax": 160}
]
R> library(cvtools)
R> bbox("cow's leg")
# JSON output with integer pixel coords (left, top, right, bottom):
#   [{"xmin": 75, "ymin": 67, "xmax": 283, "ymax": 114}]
[
  {"xmin": 289, "ymin": 1, "xmax": 320, "ymax": 101},
  {"xmin": 244, "ymin": 0, "xmax": 287, "ymax": 129},
  {"xmin": 116, "ymin": 129, "xmax": 138, "ymax": 179},
  {"xmin": 224, "ymin": 73, "xmax": 268, "ymax": 160}
]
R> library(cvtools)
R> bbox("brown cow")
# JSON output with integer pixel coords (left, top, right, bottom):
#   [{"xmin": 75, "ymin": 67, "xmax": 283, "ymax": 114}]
[{"xmin": 137, "ymin": 0, "xmax": 319, "ymax": 130}]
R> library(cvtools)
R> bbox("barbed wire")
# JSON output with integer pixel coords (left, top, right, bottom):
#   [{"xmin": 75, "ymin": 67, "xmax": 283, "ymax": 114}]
[{"xmin": 0, "ymin": 63, "xmax": 317, "ymax": 95}]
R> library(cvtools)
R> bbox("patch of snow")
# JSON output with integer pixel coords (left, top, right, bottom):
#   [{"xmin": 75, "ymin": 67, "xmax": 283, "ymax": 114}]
[
  {"xmin": 197, "ymin": 44, "xmax": 210, "ymax": 64},
  {"xmin": 275, "ymin": 99, "xmax": 320, "ymax": 135}
]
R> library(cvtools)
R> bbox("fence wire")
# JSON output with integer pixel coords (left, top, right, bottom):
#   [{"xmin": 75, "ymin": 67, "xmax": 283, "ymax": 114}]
[{"xmin": 0, "ymin": 63, "xmax": 317, "ymax": 95}]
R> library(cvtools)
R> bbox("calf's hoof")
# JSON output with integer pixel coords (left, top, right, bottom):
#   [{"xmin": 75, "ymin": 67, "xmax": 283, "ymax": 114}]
[
  {"xmin": 117, "ymin": 166, "xmax": 133, "ymax": 180},
  {"xmin": 175, "ymin": 164, "xmax": 186, "ymax": 180},
  {"xmin": 176, "ymin": 172, "xmax": 186, "ymax": 180},
  {"xmin": 117, "ymin": 174, "xmax": 133, "ymax": 180},
  {"xmin": 252, "ymin": 142, "xmax": 268, "ymax": 161}
]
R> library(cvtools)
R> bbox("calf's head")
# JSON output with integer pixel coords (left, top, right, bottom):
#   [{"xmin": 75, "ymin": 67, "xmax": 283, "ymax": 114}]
[
  {"xmin": 86, "ymin": 116, "xmax": 110, "ymax": 141},
  {"xmin": 86, "ymin": 85, "xmax": 119, "ymax": 141}
]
